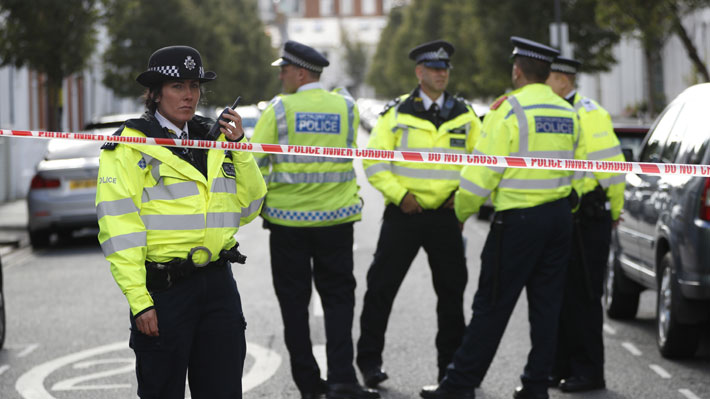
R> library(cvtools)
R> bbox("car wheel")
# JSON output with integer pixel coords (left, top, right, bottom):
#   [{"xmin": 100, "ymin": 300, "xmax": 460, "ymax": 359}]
[
  {"xmin": 29, "ymin": 229, "xmax": 51, "ymax": 248},
  {"xmin": 604, "ymin": 248, "xmax": 641, "ymax": 319},
  {"xmin": 0, "ymin": 256, "xmax": 5, "ymax": 350},
  {"xmin": 656, "ymin": 252, "xmax": 699, "ymax": 358}
]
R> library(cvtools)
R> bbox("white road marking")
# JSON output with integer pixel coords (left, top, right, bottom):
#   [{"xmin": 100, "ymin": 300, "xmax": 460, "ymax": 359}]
[
  {"xmin": 0, "ymin": 365, "xmax": 10, "ymax": 375},
  {"xmin": 679, "ymin": 389, "xmax": 702, "ymax": 399},
  {"xmin": 622, "ymin": 342, "xmax": 642, "ymax": 356},
  {"xmin": 313, "ymin": 290, "xmax": 324, "ymax": 317},
  {"xmin": 313, "ymin": 344, "xmax": 327, "ymax": 380},
  {"xmin": 649, "ymin": 364, "xmax": 671, "ymax": 379},
  {"xmin": 2, "ymin": 247, "xmax": 36, "ymax": 270},
  {"xmin": 603, "ymin": 323, "xmax": 616, "ymax": 335},
  {"xmin": 17, "ymin": 344, "xmax": 40, "ymax": 358},
  {"xmin": 242, "ymin": 343, "xmax": 283, "ymax": 393}
]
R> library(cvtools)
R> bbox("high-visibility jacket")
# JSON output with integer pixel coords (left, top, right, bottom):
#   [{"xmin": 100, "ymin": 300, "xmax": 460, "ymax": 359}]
[
  {"xmin": 251, "ymin": 86, "xmax": 361, "ymax": 227},
  {"xmin": 455, "ymin": 83, "xmax": 586, "ymax": 222},
  {"xmin": 95, "ymin": 114, "xmax": 267, "ymax": 316},
  {"xmin": 572, "ymin": 93, "xmax": 625, "ymax": 220},
  {"xmin": 364, "ymin": 88, "xmax": 482, "ymax": 209}
]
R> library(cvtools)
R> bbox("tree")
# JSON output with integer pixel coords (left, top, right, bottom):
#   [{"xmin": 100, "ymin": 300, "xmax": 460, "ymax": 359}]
[
  {"xmin": 340, "ymin": 24, "xmax": 369, "ymax": 97},
  {"xmin": 0, "ymin": 0, "xmax": 99, "ymax": 131},
  {"xmin": 102, "ymin": 0, "xmax": 279, "ymax": 108}
]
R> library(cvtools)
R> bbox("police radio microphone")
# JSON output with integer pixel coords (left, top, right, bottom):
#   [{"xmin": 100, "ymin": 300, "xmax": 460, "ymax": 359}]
[{"xmin": 206, "ymin": 96, "xmax": 241, "ymax": 140}]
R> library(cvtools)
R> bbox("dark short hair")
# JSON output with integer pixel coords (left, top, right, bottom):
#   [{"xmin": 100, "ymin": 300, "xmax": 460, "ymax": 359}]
[
  {"xmin": 305, "ymin": 68, "xmax": 321, "ymax": 80},
  {"xmin": 515, "ymin": 57, "xmax": 551, "ymax": 83}
]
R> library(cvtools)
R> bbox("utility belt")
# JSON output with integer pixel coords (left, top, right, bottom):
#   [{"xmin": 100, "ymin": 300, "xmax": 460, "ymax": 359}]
[
  {"xmin": 145, "ymin": 244, "xmax": 247, "ymax": 292},
  {"xmin": 578, "ymin": 185, "xmax": 610, "ymax": 220}
]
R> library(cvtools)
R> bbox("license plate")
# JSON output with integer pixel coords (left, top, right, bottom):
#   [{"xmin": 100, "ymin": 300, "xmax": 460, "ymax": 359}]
[{"xmin": 69, "ymin": 179, "xmax": 97, "ymax": 190}]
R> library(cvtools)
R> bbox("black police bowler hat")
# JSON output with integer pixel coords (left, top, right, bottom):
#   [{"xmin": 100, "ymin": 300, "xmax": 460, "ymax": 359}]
[
  {"xmin": 271, "ymin": 40, "xmax": 329, "ymax": 73},
  {"xmin": 510, "ymin": 36, "xmax": 560, "ymax": 63},
  {"xmin": 409, "ymin": 40, "xmax": 455, "ymax": 69},
  {"xmin": 136, "ymin": 45, "xmax": 217, "ymax": 87},
  {"xmin": 551, "ymin": 55, "xmax": 581, "ymax": 74}
]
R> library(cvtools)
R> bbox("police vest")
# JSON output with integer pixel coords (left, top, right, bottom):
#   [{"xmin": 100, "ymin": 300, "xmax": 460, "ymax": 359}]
[
  {"xmin": 456, "ymin": 83, "xmax": 585, "ymax": 221},
  {"xmin": 251, "ymin": 87, "xmax": 362, "ymax": 227},
  {"xmin": 364, "ymin": 90, "xmax": 481, "ymax": 209},
  {"xmin": 96, "ymin": 117, "xmax": 267, "ymax": 316}
]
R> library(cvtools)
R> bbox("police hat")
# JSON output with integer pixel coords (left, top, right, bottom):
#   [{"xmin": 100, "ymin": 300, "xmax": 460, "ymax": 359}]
[
  {"xmin": 510, "ymin": 36, "xmax": 560, "ymax": 63},
  {"xmin": 271, "ymin": 40, "xmax": 330, "ymax": 73},
  {"xmin": 408, "ymin": 40, "xmax": 455, "ymax": 69},
  {"xmin": 551, "ymin": 56, "xmax": 581, "ymax": 74},
  {"xmin": 136, "ymin": 45, "xmax": 216, "ymax": 87}
]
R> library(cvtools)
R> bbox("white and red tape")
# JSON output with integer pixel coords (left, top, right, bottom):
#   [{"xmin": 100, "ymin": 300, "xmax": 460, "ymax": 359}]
[{"xmin": 1, "ymin": 128, "xmax": 709, "ymax": 177}]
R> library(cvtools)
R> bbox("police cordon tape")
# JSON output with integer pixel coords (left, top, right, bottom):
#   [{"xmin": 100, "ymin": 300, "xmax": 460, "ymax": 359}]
[{"xmin": 2, "ymin": 128, "xmax": 709, "ymax": 177}]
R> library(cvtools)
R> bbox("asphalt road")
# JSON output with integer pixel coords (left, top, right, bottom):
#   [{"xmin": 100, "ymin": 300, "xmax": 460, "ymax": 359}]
[{"xmin": 0, "ymin": 133, "xmax": 709, "ymax": 399}]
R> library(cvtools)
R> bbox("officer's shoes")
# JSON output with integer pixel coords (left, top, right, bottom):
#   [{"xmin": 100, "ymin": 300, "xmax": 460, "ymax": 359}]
[
  {"xmin": 420, "ymin": 384, "xmax": 476, "ymax": 399},
  {"xmin": 512, "ymin": 386, "xmax": 548, "ymax": 399},
  {"xmin": 361, "ymin": 367, "xmax": 389, "ymax": 388},
  {"xmin": 302, "ymin": 379, "xmax": 329, "ymax": 399},
  {"xmin": 326, "ymin": 383, "xmax": 380, "ymax": 399},
  {"xmin": 559, "ymin": 376, "xmax": 606, "ymax": 392}
]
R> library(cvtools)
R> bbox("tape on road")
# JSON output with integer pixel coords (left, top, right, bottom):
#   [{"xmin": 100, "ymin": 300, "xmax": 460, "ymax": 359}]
[{"xmin": 2, "ymin": 128, "xmax": 709, "ymax": 177}]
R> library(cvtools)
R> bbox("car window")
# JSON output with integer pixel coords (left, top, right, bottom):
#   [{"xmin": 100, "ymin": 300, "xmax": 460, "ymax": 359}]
[
  {"xmin": 640, "ymin": 103, "xmax": 683, "ymax": 163},
  {"xmin": 674, "ymin": 100, "xmax": 710, "ymax": 165},
  {"xmin": 661, "ymin": 105, "xmax": 691, "ymax": 163}
]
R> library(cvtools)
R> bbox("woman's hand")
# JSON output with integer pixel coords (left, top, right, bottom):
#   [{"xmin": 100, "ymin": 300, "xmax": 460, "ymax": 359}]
[{"xmin": 219, "ymin": 107, "xmax": 245, "ymax": 141}]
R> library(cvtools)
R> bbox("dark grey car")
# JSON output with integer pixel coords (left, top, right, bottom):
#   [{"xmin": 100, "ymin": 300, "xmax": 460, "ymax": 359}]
[{"xmin": 605, "ymin": 83, "xmax": 710, "ymax": 358}]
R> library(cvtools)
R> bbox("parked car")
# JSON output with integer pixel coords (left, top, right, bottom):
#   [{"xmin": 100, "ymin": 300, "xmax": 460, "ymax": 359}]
[
  {"xmin": 604, "ymin": 83, "xmax": 710, "ymax": 358},
  {"xmin": 26, "ymin": 114, "xmax": 140, "ymax": 248},
  {"xmin": 0, "ymin": 253, "xmax": 5, "ymax": 350},
  {"xmin": 613, "ymin": 123, "xmax": 650, "ymax": 161},
  {"xmin": 215, "ymin": 105, "xmax": 261, "ymax": 139}
]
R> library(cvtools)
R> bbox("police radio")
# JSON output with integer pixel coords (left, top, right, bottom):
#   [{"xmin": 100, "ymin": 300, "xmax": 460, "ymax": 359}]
[{"xmin": 206, "ymin": 96, "xmax": 241, "ymax": 140}]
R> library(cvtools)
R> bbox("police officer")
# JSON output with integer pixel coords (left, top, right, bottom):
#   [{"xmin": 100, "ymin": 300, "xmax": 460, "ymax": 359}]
[
  {"xmin": 357, "ymin": 39, "xmax": 482, "ymax": 387},
  {"xmin": 96, "ymin": 45, "xmax": 267, "ymax": 399},
  {"xmin": 421, "ymin": 37, "xmax": 586, "ymax": 399},
  {"xmin": 251, "ymin": 40, "xmax": 379, "ymax": 399},
  {"xmin": 546, "ymin": 56, "xmax": 625, "ymax": 392}
]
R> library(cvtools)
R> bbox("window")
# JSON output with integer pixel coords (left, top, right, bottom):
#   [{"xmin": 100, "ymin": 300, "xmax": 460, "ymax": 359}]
[
  {"xmin": 674, "ymin": 100, "xmax": 710, "ymax": 165},
  {"xmin": 320, "ymin": 0, "xmax": 334, "ymax": 16},
  {"xmin": 340, "ymin": 0, "xmax": 353, "ymax": 15},
  {"xmin": 639, "ymin": 103, "xmax": 683, "ymax": 163},
  {"xmin": 362, "ymin": 0, "xmax": 377, "ymax": 15}
]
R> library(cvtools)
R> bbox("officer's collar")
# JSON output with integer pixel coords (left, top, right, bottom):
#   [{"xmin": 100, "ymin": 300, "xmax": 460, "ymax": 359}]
[
  {"xmin": 297, "ymin": 82, "xmax": 323, "ymax": 92},
  {"xmin": 155, "ymin": 110, "xmax": 189, "ymax": 138}
]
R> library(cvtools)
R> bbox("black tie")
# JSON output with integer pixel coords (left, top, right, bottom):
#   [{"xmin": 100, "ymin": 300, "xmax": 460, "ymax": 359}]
[
  {"xmin": 431, "ymin": 103, "xmax": 439, "ymax": 114},
  {"xmin": 179, "ymin": 131, "xmax": 189, "ymax": 154}
]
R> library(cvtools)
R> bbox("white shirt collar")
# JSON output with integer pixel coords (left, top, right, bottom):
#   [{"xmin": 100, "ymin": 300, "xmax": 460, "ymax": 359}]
[
  {"xmin": 564, "ymin": 89, "xmax": 577, "ymax": 101},
  {"xmin": 297, "ymin": 82, "xmax": 323, "ymax": 92},
  {"xmin": 420, "ymin": 89, "xmax": 444, "ymax": 111},
  {"xmin": 155, "ymin": 110, "xmax": 189, "ymax": 138}
]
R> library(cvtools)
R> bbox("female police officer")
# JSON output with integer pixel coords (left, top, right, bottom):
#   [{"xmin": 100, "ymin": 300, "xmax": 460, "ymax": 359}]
[{"xmin": 95, "ymin": 45, "xmax": 267, "ymax": 399}]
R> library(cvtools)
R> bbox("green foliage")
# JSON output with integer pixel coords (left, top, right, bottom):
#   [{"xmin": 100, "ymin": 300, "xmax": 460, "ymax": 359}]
[
  {"xmin": 340, "ymin": 25, "xmax": 369, "ymax": 95},
  {"xmin": 102, "ymin": 0, "xmax": 279, "ymax": 107}
]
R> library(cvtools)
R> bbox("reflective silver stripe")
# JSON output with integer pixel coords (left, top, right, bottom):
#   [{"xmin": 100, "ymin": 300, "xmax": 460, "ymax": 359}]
[
  {"xmin": 573, "ymin": 171, "xmax": 588, "ymax": 180},
  {"xmin": 365, "ymin": 162, "xmax": 392, "ymax": 178},
  {"xmin": 101, "ymin": 231, "xmax": 146, "ymax": 257},
  {"xmin": 270, "ymin": 170, "xmax": 356, "ymax": 184},
  {"xmin": 264, "ymin": 202, "xmax": 362, "ymax": 222},
  {"xmin": 528, "ymin": 150, "xmax": 575, "ymax": 159},
  {"xmin": 472, "ymin": 149, "xmax": 506, "ymax": 174},
  {"xmin": 499, "ymin": 175, "xmax": 572, "ymax": 190},
  {"xmin": 460, "ymin": 177, "xmax": 492, "ymax": 198},
  {"xmin": 396, "ymin": 123, "xmax": 411, "ymax": 149},
  {"xmin": 257, "ymin": 157, "xmax": 271, "ymax": 168},
  {"xmin": 206, "ymin": 212, "xmax": 241, "ymax": 228},
  {"xmin": 139, "ymin": 153, "xmax": 162, "ymax": 182},
  {"xmin": 142, "ymin": 214, "xmax": 205, "ymax": 230},
  {"xmin": 508, "ymin": 96, "xmax": 529, "ymax": 155},
  {"xmin": 150, "ymin": 162, "xmax": 161, "ymax": 182},
  {"xmin": 142, "ymin": 181, "xmax": 199, "ymax": 202},
  {"xmin": 587, "ymin": 146, "xmax": 622, "ymax": 160},
  {"xmin": 242, "ymin": 196, "xmax": 265, "ymax": 219},
  {"xmin": 211, "ymin": 177, "xmax": 237, "ymax": 194},
  {"xmin": 391, "ymin": 165, "xmax": 460, "ymax": 180},
  {"xmin": 598, "ymin": 174, "xmax": 625, "ymax": 188},
  {"xmin": 96, "ymin": 198, "xmax": 139, "ymax": 219},
  {"xmin": 272, "ymin": 97, "xmax": 289, "ymax": 145},
  {"xmin": 344, "ymin": 94, "xmax": 355, "ymax": 148},
  {"xmin": 273, "ymin": 154, "xmax": 351, "ymax": 164},
  {"xmin": 395, "ymin": 146, "xmax": 467, "ymax": 154}
]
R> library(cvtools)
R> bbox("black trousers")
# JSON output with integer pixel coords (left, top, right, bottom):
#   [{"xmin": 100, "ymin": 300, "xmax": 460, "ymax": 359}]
[
  {"xmin": 129, "ymin": 264, "xmax": 246, "ymax": 399},
  {"xmin": 269, "ymin": 222, "xmax": 358, "ymax": 393},
  {"xmin": 442, "ymin": 198, "xmax": 572, "ymax": 394},
  {"xmin": 554, "ymin": 211, "xmax": 611, "ymax": 380},
  {"xmin": 357, "ymin": 204, "xmax": 467, "ymax": 377}
]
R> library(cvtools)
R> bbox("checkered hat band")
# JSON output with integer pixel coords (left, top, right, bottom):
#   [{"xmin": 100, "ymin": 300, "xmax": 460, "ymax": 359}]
[
  {"xmin": 264, "ymin": 203, "xmax": 362, "ymax": 222},
  {"xmin": 282, "ymin": 50, "xmax": 323, "ymax": 73},
  {"xmin": 551, "ymin": 63, "xmax": 577, "ymax": 74},
  {"xmin": 415, "ymin": 51, "xmax": 448, "ymax": 63},
  {"xmin": 512, "ymin": 47, "xmax": 554, "ymax": 63},
  {"xmin": 148, "ymin": 65, "xmax": 205, "ymax": 78}
]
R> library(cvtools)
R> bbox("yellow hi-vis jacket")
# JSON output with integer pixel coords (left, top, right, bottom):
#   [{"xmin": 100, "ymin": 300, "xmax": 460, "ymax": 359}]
[
  {"xmin": 572, "ymin": 92, "xmax": 626, "ymax": 220},
  {"xmin": 251, "ymin": 85, "xmax": 362, "ymax": 227},
  {"xmin": 364, "ymin": 89, "xmax": 482, "ymax": 209},
  {"xmin": 95, "ymin": 115, "xmax": 267, "ymax": 316},
  {"xmin": 455, "ymin": 83, "xmax": 586, "ymax": 222}
]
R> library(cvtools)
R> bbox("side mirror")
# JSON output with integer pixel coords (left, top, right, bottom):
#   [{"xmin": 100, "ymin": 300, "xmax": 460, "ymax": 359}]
[{"xmin": 622, "ymin": 148, "xmax": 634, "ymax": 162}]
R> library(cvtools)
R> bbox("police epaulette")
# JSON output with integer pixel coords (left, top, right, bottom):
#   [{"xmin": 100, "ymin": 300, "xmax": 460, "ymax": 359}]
[
  {"xmin": 490, "ymin": 95, "xmax": 508, "ymax": 111},
  {"xmin": 380, "ymin": 97, "xmax": 401, "ymax": 116},
  {"xmin": 100, "ymin": 126, "xmax": 126, "ymax": 150}
]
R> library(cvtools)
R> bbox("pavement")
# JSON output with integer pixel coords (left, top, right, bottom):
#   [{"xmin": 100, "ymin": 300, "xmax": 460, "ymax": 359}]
[{"xmin": 0, "ymin": 199, "xmax": 28, "ymax": 257}]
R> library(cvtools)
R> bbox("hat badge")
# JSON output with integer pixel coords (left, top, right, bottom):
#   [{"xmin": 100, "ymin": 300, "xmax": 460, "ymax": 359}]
[
  {"xmin": 435, "ymin": 47, "xmax": 449, "ymax": 59},
  {"xmin": 184, "ymin": 56, "xmax": 196, "ymax": 70}
]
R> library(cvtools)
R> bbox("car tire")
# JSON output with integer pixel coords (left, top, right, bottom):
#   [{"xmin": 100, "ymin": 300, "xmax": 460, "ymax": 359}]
[
  {"xmin": 656, "ymin": 252, "xmax": 700, "ymax": 358},
  {"xmin": 604, "ymin": 248, "xmax": 641, "ymax": 319},
  {"xmin": 29, "ymin": 229, "xmax": 51, "ymax": 248},
  {"xmin": 0, "ymin": 256, "xmax": 5, "ymax": 350}
]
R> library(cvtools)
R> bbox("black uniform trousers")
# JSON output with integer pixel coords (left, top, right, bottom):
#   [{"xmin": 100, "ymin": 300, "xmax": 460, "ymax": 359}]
[
  {"xmin": 357, "ymin": 204, "xmax": 467, "ymax": 378},
  {"xmin": 441, "ymin": 198, "xmax": 572, "ymax": 395},
  {"xmin": 553, "ymin": 209, "xmax": 611, "ymax": 381},
  {"xmin": 129, "ymin": 263, "xmax": 247, "ymax": 399},
  {"xmin": 269, "ymin": 222, "xmax": 358, "ymax": 393}
]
